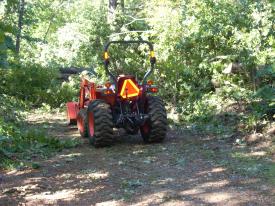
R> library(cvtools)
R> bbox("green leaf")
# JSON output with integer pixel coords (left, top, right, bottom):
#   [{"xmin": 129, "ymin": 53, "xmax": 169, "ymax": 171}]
[
  {"xmin": 255, "ymin": 85, "xmax": 275, "ymax": 100},
  {"xmin": 0, "ymin": 33, "xmax": 4, "ymax": 43},
  {"xmin": 31, "ymin": 162, "xmax": 41, "ymax": 169},
  {"xmin": 4, "ymin": 36, "xmax": 15, "ymax": 51}
]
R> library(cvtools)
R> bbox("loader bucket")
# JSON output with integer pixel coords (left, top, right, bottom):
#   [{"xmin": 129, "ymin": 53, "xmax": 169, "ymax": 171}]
[{"xmin": 66, "ymin": 102, "xmax": 79, "ymax": 125}]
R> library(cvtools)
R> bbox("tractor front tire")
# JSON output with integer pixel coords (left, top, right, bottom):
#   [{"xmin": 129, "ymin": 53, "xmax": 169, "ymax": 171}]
[
  {"xmin": 77, "ymin": 109, "xmax": 88, "ymax": 138},
  {"xmin": 87, "ymin": 100, "xmax": 114, "ymax": 147},
  {"xmin": 140, "ymin": 96, "xmax": 167, "ymax": 143}
]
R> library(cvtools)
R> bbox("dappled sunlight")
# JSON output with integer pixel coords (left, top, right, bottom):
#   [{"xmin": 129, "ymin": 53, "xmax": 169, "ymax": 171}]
[
  {"xmin": 23, "ymin": 177, "xmax": 45, "ymax": 185},
  {"xmin": 180, "ymin": 188, "xmax": 204, "ymax": 195},
  {"xmin": 25, "ymin": 188, "xmax": 79, "ymax": 203},
  {"xmin": 6, "ymin": 169, "xmax": 33, "ymax": 176},
  {"xmin": 27, "ymin": 111, "xmax": 66, "ymax": 124},
  {"xmin": 76, "ymin": 171, "xmax": 109, "ymax": 180},
  {"xmin": 211, "ymin": 167, "xmax": 226, "ymax": 173},
  {"xmin": 248, "ymin": 151, "xmax": 267, "ymax": 157},
  {"xmin": 131, "ymin": 191, "xmax": 167, "ymax": 206},
  {"xmin": 200, "ymin": 192, "xmax": 232, "ymax": 204},
  {"xmin": 54, "ymin": 170, "xmax": 109, "ymax": 181},
  {"xmin": 196, "ymin": 167, "xmax": 227, "ymax": 176},
  {"xmin": 59, "ymin": 153, "xmax": 83, "ymax": 158},
  {"xmin": 151, "ymin": 177, "xmax": 175, "ymax": 186},
  {"xmin": 43, "ymin": 151, "xmax": 86, "ymax": 165},
  {"xmin": 197, "ymin": 180, "xmax": 230, "ymax": 189},
  {"xmin": 95, "ymin": 200, "xmax": 124, "ymax": 206},
  {"xmin": 1, "ymin": 109, "xmax": 274, "ymax": 206}
]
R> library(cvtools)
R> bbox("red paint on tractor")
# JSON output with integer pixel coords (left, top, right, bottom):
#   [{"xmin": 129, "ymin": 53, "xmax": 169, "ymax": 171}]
[
  {"xmin": 77, "ymin": 115, "xmax": 84, "ymax": 133},
  {"xmin": 66, "ymin": 102, "xmax": 79, "ymax": 125},
  {"xmin": 141, "ymin": 123, "xmax": 150, "ymax": 134}
]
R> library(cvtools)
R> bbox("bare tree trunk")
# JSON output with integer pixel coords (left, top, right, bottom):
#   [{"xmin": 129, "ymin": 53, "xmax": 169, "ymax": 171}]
[
  {"xmin": 16, "ymin": 0, "xmax": 25, "ymax": 54},
  {"xmin": 121, "ymin": 0, "xmax": 124, "ymax": 12},
  {"xmin": 108, "ymin": 0, "xmax": 117, "ymax": 23},
  {"xmin": 43, "ymin": 20, "xmax": 53, "ymax": 42},
  {"xmin": 250, "ymin": 67, "xmax": 257, "ymax": 92}
]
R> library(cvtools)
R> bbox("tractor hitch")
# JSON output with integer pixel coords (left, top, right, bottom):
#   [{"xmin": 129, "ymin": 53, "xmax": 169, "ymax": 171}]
[{"xmin": 116, "ymin": 112, "xmax": 149, "ymax": 128}]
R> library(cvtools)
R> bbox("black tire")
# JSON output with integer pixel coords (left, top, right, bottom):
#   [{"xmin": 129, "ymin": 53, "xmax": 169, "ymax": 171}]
[
  {"xmin": 77, "ymin": 109, "xmax": 88, "ymax": 138},
  {"xmin": 140, "ymin": 96, "xmax": 167, "ymax": 143},
  {"xmin": 87, "ymin": 100, "xmax": 114, "ymax": 147}
]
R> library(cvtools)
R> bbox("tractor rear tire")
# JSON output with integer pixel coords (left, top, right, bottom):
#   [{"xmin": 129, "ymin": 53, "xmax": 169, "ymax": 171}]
[
  {"xmin": 77, "ymin": 109, "xmax": 88, "ymax": 138},
  {"xmin": 140, "ymin": 96, "xmax": 167, "ymax": 143},
  {"xmin": 87, "ymin": 100, "xmax": 114, "ymax": 147}
]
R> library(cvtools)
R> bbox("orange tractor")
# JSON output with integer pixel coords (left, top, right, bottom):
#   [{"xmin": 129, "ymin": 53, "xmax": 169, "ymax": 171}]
[{"xmin": 66, "ymin": 40, "xmax": 167, "ymax": 147}]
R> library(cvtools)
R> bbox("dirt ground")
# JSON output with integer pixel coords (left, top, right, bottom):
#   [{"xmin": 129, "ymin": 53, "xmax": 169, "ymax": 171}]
[{"xmin": 0, "ymin": 112, "xmax": 274, "ymax": 206}]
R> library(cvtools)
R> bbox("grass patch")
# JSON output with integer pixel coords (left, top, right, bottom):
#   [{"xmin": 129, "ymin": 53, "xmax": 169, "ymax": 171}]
[
  {"xmin": 120, "ymin": 179, "xmax": 144, "ymax": 201},
  {"xmin": 210, "ymin": 148, "xmax": 275, "ymax": 185},
  {"xmin": 0, "ymin": 128, "xmax": 80, "ymax": 170},
  {"xmin": 230, "ymin": 151, "xmax": 267, "ymax": 176},
  {"xmin": 264, "ymin": 164, "xmax": 275, "ymax": 185}
]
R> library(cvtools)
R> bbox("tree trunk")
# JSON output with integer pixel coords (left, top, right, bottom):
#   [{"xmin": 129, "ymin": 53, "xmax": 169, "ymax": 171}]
[
  {"xmin": 108, "ymin": 0, "xmax": 117, "ymax": 23},
  {"xmin": 121, "ymin": 0, "xmax": 124, "ymax": 12},
  {"xmin": 16, "ymin": 0, "xmax": 25, "ymax": 54},
  {"xmin": 43, "ymin": 20, "xmax": 52, "ymax": 42}
]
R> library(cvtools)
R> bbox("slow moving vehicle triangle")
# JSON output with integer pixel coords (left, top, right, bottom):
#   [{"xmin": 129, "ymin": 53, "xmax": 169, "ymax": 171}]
[{"xmin": 120, "ymin": 79, "xmax": 140, "ymax": 98}]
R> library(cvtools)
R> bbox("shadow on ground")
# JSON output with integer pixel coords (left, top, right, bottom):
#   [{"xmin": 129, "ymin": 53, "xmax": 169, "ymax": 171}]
[{"xmin": 1, "ymin": 112, "xmax": 274, "ymax": 206}]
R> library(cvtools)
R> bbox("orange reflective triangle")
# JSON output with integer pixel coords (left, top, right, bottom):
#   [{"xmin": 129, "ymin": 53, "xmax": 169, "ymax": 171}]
[{"xmin": 120, "ymin": 79, "xmax": 140, "ymax": 98}]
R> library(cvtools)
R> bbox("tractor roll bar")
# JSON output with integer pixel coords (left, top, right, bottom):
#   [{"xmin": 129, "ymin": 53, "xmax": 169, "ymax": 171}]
[{"xmin": 103, "ymin": 40, "xmax": 156, "ymax": 89}]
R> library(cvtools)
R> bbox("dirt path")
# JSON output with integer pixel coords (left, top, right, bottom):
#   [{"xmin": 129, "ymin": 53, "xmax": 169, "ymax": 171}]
[{"xmin": 1, "ymin": 112, "xmax": 274, "ymax": 206}]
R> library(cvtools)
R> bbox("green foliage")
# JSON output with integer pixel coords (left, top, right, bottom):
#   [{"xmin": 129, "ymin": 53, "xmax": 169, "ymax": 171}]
[
  {"xmin": 1, "ymin": 65, "xmax": 78, "ymax": 108},
  {"xmin": 227, "ymin": 151, "xmax": 275, "ymax": 183},
  {"xmin": 0, "ymin": 0, "xmax": 17, "ymax": 68},
  {"xmin": 142, "ymin": 0, "xmax": 274, "ymax": 135},
  {"xmin": 0, "ymin": 20, "xmax": 16, "ymax": 68},
  {"xmin": 1, "ymin": 0, "xmax": 274, "ymax": 119},
  {"xmin": 0, "ymin": 118, "xmax": 80, "ymax": 169}
]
